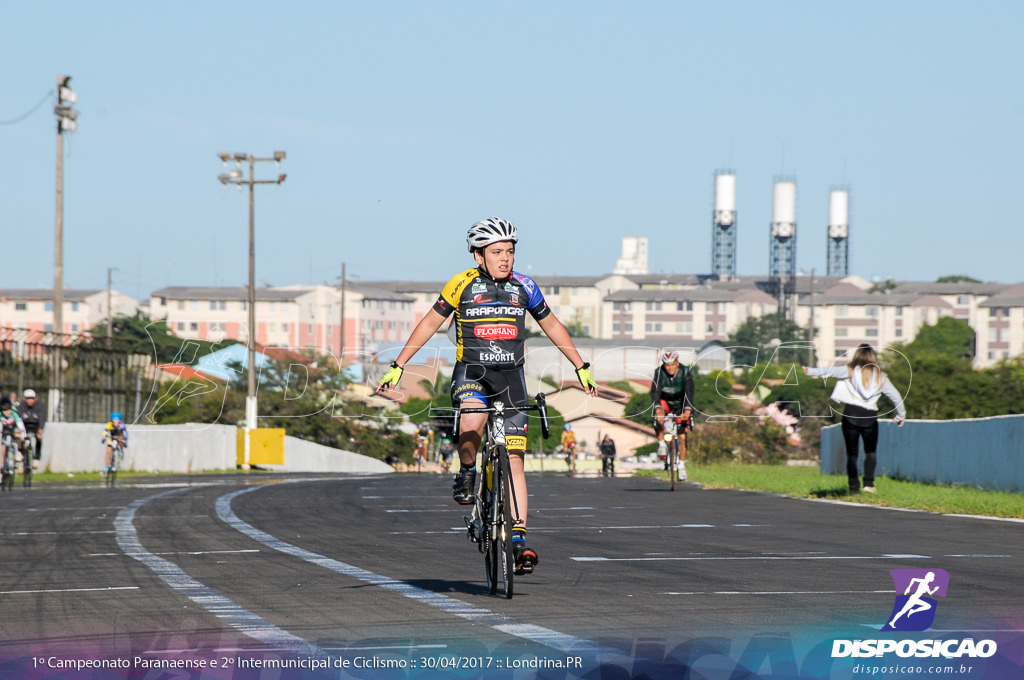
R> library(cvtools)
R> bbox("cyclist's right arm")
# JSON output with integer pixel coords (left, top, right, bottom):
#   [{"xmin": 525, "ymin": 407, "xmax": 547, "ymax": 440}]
[{"xmin": 376, "ymin": 309, "xmax": 448, "ymax": 393}]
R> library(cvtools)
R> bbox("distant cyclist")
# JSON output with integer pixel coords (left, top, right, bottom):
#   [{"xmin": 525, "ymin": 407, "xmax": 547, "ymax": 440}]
[
  {"xmin": 650, "ymin": 349, "xmax": 695, "ymax": 481},
  {"xmin": 599, "ymin": 434, "xmax": 616, "ymax": 477},
  {"xmin": 0, "ymin": 397, "xmax": 26, "ymax": 470},
  {"xmin": 560, "ymin": 423, "xmax": 577, "ymax": 468},
  {"xmin": 438, "ymin": 438, "xmax": 455, "ymax": 474},
  {"xmin": 17, "ymin": 389, "xmax": 46, "ymax": 470},
  {"xmin": 102, "ymin": 411, "xmax": 129, "ymax": 476},
  {"xmin": 414, "ymin": 422, "xmax": 434, "ymax": 468},
  {"xmin": 376, "ymin": 217, "xmax": 597, "ymax": 575}
]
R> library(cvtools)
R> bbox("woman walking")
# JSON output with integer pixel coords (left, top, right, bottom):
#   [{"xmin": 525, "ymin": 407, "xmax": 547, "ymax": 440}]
[{"xmin": 804, "ymin": 344, "xmax": 906, "ymax": 494}]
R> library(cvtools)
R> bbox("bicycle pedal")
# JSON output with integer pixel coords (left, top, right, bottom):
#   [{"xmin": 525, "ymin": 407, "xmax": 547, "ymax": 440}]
[{"xmin": 463, "ymin": 516, "xmax": 482, "ymax": 543}]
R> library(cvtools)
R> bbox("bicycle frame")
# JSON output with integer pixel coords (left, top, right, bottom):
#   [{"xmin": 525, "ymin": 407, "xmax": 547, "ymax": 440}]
[
  {"xmin": 1, "ymin": 433, "xmax": 18, "ymax": 491},
  {"xmin": 659, "ymin": 413, "xmax": 690, "ymax": 492},
  {"xmin": 442, "ymin": 394, "xmax": 549, "ymax": 599},
  {"xmin": 107, "ymin": 435, "xmax": 126, "ymax": 487}
]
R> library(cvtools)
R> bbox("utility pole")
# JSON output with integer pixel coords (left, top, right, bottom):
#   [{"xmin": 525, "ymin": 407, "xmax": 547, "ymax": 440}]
[
  {"xmin": 53, "ymin": 75, "xmax": 79, "ymax": 423},
  {"xmin": 218, "ymin": 151, "xmax": 287, "ymax": 469},
  {"xmin": 106, "ymin": 266, "xmax": 117, "ymax": 348},
  {"xmin": 339, "ymin": 262, "xmax": 346, "ymax": 366},
  {"xmin": 807, "ymin": 268, "xmax": 816, "ymax": 366}
]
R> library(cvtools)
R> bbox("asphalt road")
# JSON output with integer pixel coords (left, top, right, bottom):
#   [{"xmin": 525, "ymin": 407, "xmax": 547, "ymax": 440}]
[{"xmin": 1, "ymin": 471, "xmax": 1021, "ymax": 679}]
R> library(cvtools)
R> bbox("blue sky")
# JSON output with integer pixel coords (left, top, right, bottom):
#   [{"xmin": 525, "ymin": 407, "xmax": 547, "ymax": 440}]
[{"xmin": 2, "ymin": 2, "xmax": 1022, "ymax": 300}]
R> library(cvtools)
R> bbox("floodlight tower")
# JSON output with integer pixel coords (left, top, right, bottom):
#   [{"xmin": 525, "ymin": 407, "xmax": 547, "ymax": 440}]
[
  {"xmin": 768, "ymin": 178, "xmax": 797, "ymax": 318},
  {"xmin": 711, "ymin": 171, "xmax": 737, "ymax": 279},
  {"xmin": 827, "ymin": 188, "xmax": 850, "ymax": 276}
]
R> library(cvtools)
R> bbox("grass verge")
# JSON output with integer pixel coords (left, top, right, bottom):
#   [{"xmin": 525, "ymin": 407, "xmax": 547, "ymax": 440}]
[{"xmin": 639, "ymin": 464, "xmax": 1024, "ymax": 519}]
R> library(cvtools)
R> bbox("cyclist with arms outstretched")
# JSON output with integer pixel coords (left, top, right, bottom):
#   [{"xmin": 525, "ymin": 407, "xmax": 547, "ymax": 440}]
[
  {"xmin": 651, "ymin": 349, "xmax": 695, "ymax": 481},
  {"xmin": 377, "ymin": 217, "xmax": 597, "ymax": 574}
]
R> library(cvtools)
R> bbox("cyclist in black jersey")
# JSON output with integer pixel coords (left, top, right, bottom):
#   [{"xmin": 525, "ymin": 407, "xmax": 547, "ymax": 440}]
[{"xmin": 377, "ymin": 217, "xmax": 597, "ymax": 574}]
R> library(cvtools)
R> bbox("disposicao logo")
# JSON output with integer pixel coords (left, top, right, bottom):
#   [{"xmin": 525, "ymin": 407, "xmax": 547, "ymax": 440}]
[
  {"xmin": 831, "ymin": 568, "xmax": 998, "ymax": 660},
  {"xmin": 882, "ymin": 568, "xmax": 949, "ymax": 632}
]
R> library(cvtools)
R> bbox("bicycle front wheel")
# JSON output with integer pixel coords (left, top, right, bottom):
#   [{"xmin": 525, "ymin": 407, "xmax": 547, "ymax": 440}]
[
  {"xmin": 668, "ymin": 437, "xmax": 677, "ymax": 491},
  {"xmin": 496, "ymin": 449, "xmax": 514, "ymax": 599},
  {"xmin": 484, "ymin": 452, "xmax": 501, "ymax": 595},
  {"xmin": 485, "ymin": 446, "xmax": 515, "ymax": 599},
  {"xmin": 22, "ymin": 440, "xmax": 33, "ymax": 488}
]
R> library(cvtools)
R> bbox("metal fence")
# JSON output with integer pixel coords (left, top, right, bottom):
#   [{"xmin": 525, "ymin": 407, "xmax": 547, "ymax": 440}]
[{"xmin": 0, "ymin": 329, "xmax": 161, "ymax": 424}]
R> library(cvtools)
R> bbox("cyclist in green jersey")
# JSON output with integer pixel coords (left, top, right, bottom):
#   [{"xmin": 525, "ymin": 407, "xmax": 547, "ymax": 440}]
[
  {"xmin": 377, "ymin": 217, "xmax": 597, "ymax": 573},
  {"xmin": 650, "ymin": 349, "xmax": 695, "ymax": 480}
]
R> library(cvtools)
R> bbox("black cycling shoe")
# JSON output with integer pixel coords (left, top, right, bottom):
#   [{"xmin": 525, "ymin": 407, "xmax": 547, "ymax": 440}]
[
  {"xmin": 452, "ymin": 469, "xmax": 477, "ymax": 505},
  {"xmin": 513, "ymin": 543, "xmax": 538, "ymax": 575}
]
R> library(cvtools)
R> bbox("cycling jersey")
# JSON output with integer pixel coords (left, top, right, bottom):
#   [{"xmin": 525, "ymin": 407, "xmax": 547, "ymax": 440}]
[
  {"xmin": 1, "ymin": 411, "xmax": 26, "ymax": 439},
  {"xmin": 17, "ymin": 400, "xmax": 46, "ymax": 434},
  {"xmin": 432, "ymin": 268, "xmax": 551, "ymax": 366},
  {"xmin": 104, "ymin": 421, "xmax": 129, "ymax": 445},
  {"xmin": 650, "ymin": 364, "xmax": 694, "ymax": 415}
]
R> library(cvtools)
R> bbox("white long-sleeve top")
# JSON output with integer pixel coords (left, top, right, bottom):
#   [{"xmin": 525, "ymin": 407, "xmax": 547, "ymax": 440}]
[{"xmin": 806, "ymin": 365, "xmax": 907, "ymax": 421}]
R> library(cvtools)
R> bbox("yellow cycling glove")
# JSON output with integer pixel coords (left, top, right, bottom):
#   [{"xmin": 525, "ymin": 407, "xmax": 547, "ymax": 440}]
[
  {"xmin": 575, "ymin": 362, "xmax": 597, "ymax": 392},
  {"xmin": 377, "ymin": 362, "xmax": 405, "ymax": 392}
]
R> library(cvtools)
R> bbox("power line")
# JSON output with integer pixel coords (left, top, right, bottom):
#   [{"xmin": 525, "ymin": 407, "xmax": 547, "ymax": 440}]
[{"xmin": 0, "ymin": 91, "xmax": 52, "ymax": 126}]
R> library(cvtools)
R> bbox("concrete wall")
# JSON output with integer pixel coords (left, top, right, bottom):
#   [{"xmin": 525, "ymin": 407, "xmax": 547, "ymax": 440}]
[
  {"xmin": 820, "ymin": 415, "xmax": 1024, "ymax": 493},
  {"xmin": 41, "ymin": 423, "xmax": 393, "ymax": 475}
]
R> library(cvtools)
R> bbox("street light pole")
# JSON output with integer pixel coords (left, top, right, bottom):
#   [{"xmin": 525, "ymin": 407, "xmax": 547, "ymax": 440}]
[
  {"xmin": 218, "ymin": 151, "xmax": 286, "ymax": 469},
  {"xmin": 53, "ymin": 75, "xmax": 79, "ymax": 423}
]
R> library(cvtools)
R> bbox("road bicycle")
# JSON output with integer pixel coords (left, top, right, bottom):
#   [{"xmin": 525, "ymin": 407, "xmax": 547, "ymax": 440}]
[
  {"xmin": 455, "ymin": 394, "xmax": 549, "ymax": 599},
  {"xmin": 20, "ymin": 432, "xmax": 37, "ymax": 488},
  {"xmin": 106, "ymin": 435, "xmax": 126, "ymax": 487},
  {"xmin": 601, "ymin": 453, "xmax": 615, "ymax": 477},
  {"xmin": 1, "ymin": 433, "xmax": 18, "ymax": 491},
  {"xmin": 562, "ymin": 441, "xmax": 577, "ymax": 475},
  {"xmin": 659, "ymin": 413, "xmax": 690, "ymax": 492}
]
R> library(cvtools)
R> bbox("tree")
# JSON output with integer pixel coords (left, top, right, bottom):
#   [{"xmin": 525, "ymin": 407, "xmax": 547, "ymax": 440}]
[
  {"xmin": 909, "ymin": 317, "xmax": 975, "ymax": 359},
  {"xmin": 727, "ymin": 312, "xmax": 807, "ymax": 367},
  {"xmin": 91, "ymin": 312, "xmax": 235, "ymax": 364},
  {"xmin": 936, "ymin": 275, "xmax": 981, "ymax": 284}
]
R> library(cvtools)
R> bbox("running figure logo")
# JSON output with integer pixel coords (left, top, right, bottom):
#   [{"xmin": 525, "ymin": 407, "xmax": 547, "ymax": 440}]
[{"xmin": 882, "ymin": 569, "xmax": 949, "ymax": 632}]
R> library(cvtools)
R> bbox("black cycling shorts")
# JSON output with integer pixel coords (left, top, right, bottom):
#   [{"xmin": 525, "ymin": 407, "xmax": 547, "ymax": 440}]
[{"xmin": 450, "ymin": 363, "xmax": 529, "ymax": 448}]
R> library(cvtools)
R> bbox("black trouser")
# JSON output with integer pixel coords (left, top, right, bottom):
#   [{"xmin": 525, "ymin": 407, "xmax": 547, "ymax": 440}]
[
  {"xmin": 26, "ymin": 429, "xmax": 41, "ymax": 460},
  {"xmin": 841, "ymin": 404, "xmax": 879, "ymax": 491}
]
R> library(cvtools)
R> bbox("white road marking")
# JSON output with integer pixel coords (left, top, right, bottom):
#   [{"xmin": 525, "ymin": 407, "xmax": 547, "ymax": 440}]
[
  {"xmin": 87, "ymin": 549, "xmax": 261, "ymax": 557},
  {"xmin": 217, "ymin": 485, "xmax": 627, "ymax": 660},
  {"xmin": 115, "ymin": 487, "xmax": 324, "ymax": 657},
  {"xmin": 572, "ymin": 554, "xmax": 934, "ymax": 562},
  {"xmin": 0, "ymin": 586, "xmax": 139, "ymax": 595},
  {"xmin": 665, "ymin": 589, "xmax": 893, "ymax": 596},
  {"xmin": 5, "ymin": 530, "xmax": 116, "ymax": 536}
]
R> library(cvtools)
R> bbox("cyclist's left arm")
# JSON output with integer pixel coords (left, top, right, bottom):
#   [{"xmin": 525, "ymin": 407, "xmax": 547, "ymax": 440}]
[
  {"xmin": 684, "ymin": 366, "xmax": 696, "ymax": 416},
  {"xmin": 535, "ymin": 314, "xmax": 596, "ymax": 395}
]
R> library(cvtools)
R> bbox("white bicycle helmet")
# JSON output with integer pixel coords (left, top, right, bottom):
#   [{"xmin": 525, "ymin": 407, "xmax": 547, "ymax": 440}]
[
  {"xmin": 660, "ymin": 349, "xmax": 680, "ymax": 364},
  {"xmin": 467, "ymin": 217, "xmax": 517, "ymax": 252}
]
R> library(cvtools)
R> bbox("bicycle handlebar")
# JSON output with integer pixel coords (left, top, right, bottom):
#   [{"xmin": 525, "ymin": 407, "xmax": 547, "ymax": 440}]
[{"xmin": 431, "ymin": 394, "xmax": 550, "ymax": 440}]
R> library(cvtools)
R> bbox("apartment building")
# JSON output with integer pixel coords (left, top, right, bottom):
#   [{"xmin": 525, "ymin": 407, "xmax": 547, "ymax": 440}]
[
  {"xmin": 604, "ymin": 286, "xmax": 778, "ymax": 343},
  {"xmin": 0, "ymin": 289, "xmax": 138, "ymax": 335},
  {"xmin": 8, "ymin": 271, "xmax": 1024, "ymax": 372},
  {"xmin": 148, "ymin": 284, "xmax": 416, "ymax": 360}
]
